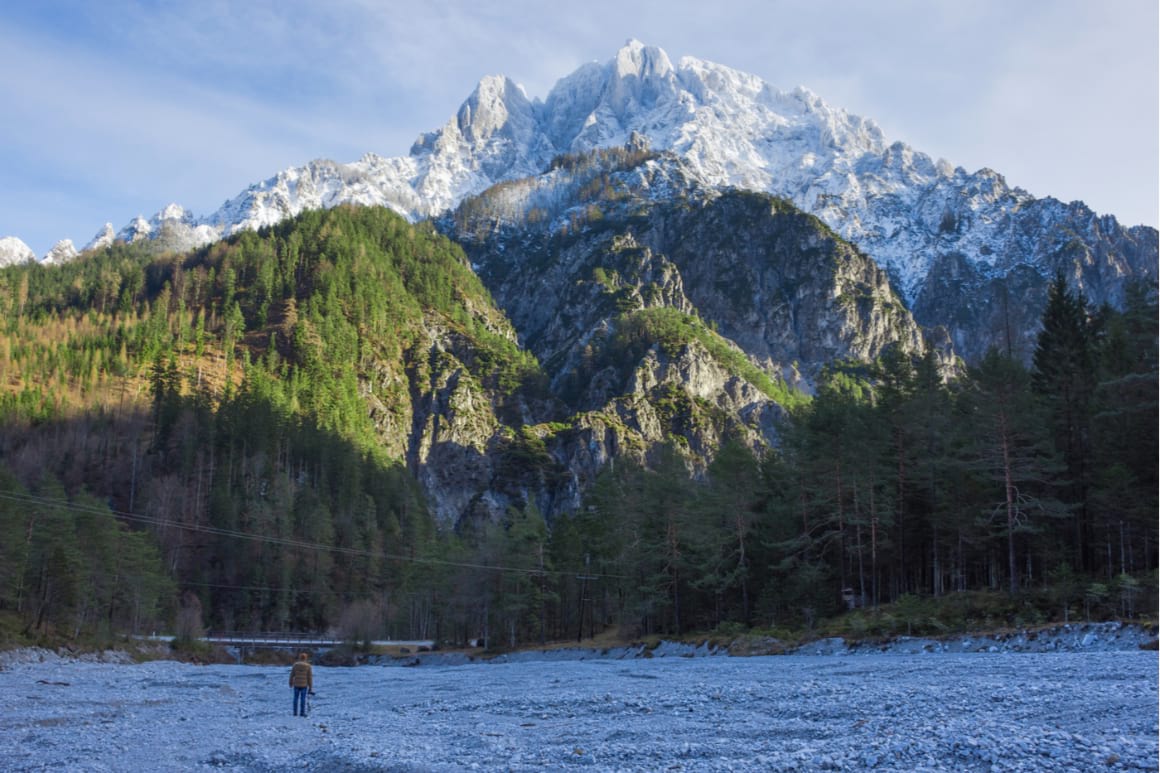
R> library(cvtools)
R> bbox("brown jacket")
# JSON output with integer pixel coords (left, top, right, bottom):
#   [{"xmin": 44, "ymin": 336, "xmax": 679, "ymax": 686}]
[{"xmin": 289, "ymin": 661, "xmax": 313, "ymax": 689}]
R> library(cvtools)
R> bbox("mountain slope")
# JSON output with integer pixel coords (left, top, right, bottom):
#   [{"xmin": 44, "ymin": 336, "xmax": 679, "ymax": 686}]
[
  {"xmin": 447, "ymin": 147, "xmax": 933, "ymax": 388},
  {"xmin": 0, "ymin": 203, "xmax": 832, "ymax": 524}
]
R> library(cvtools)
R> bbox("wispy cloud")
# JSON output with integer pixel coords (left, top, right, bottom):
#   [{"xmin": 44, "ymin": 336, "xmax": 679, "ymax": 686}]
[{"xmin": 0, "ymin": 17, "xmax": 388, "ymax": 240}]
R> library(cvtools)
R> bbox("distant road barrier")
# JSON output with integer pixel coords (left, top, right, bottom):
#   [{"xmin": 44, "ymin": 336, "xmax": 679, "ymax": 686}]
[{"xmin": 135, "ymin": 633, "xmax": 434, "ymax": 649}]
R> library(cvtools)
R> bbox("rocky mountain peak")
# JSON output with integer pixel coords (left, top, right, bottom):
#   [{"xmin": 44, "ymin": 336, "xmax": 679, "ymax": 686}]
[
  {"xmin": 83, "ymin": 223, "xmax": 116, "ymax": 252},
  {"xmin": 608, "ymin": 39, "xmax": 677, "ymax": 114},
  {"xmin": 0, "ymin": 236, "xmax": 36, "ymax": 267},
  {"xmin": 454, "ymin": 75, "xmax": 535, "ymax": 145},
  {"xmin": 614, "ymin": 39, "xmax": 674, "ymax": 80},
  {"xmin": 116, "ymin": 215, "xmax": 152, "ymax": 244},
  {"xmin": 42, "ymin": 239, "xmax": 79, "ymax": 265}
]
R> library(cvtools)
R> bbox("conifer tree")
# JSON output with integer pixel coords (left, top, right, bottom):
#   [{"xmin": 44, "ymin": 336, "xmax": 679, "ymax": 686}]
[
  {"xmin": 1031, "ymin": 272, "xmax": 1096, "ymax": 571},
  {"xmin": 699, "ymin": 441, "xmax": 762, "ymax": 626},
  {"xmin": 1088, "ymin": 282, "xmax": 1158, "ymax": 576},
  {"xmin": 964, "ymin": 350, "xmax": 1066, "ymax": 593}
]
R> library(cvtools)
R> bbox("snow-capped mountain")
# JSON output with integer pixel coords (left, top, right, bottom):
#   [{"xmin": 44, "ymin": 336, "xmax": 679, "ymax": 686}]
[
  {"xmin": 83, "ymin": 223, "xmax": 116, "ymax": 252},
  {"xmin": 114, "ymin": 39, "xmax": 924, "ymax": 262},
  {"xmin": 42, "ymin": 239, "xmax": 79, "ymax": 265},
  {"xmin": 4, "ymin": 40, "xmax": 1154, "ymax": 358},
  {"xmin": 111, "ymin": 203, "xmax": 221, "ymax": 252},
  {"xmin": 0, "ymin": 236, "xmax": 37, "ymax": 267}
]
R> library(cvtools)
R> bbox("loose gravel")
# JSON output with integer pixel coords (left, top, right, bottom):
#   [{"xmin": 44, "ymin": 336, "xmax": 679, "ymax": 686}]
[{"xmin": 1, "ymin": 649, "xmax": 1155, "ymax": 771}]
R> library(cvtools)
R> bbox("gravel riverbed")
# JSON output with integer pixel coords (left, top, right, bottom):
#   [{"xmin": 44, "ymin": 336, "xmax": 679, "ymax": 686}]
[{"xmin": 1, "ymin": 646, "xmax": 1156, "ymax": 771}]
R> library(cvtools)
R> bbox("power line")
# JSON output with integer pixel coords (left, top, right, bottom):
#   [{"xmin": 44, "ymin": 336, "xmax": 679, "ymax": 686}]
[{"xmin": 0, "ymin": 489, "xmax": 627, "ymax": 581}]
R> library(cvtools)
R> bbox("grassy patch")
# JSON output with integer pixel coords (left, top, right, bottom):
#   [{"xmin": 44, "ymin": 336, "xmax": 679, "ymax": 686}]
[{"xmin": 613, "ymin": 307, "xmax": 809, "ymax": 410}]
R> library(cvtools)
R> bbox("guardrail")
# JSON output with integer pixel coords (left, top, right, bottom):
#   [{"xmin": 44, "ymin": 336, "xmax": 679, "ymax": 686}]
[{"xmin": 135, "ymin": 633, "xmax": 433, "ymax": 649}]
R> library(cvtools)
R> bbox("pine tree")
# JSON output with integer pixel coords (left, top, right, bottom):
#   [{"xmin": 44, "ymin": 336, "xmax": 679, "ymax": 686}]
[
  {"xmin": 698, "ymin": 441, "xmax": 762, "ymax": 627},
  {"xmin": 1088, "ymin": 282, "xmax": 1159, "ymax": 576},
  {"xmin": 907, "ymin": 350, "xmax": 956, "ymax": 595},
  {"xmin": 964, "ymin": 350, "xmax": 1066, "ymax": 593},
  {"xmin": 1031, "ymin": 273, "xmax": 1095, "ymax": 570}
]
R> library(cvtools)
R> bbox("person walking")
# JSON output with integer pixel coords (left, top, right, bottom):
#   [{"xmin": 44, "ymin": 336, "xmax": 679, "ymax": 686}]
[{"xmin": 289, "ymin": 652, "xmax": 313, "ymax": 717}]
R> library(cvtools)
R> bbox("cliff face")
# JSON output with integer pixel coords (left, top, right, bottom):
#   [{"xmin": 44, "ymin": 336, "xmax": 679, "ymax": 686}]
[
  {"xmin": 910, "ymin": 201, "xmax": 1158, "ymax": 362},
  {"xmin": 454, "ymin": 155, "xmax": 929, "ymax": 391},
  {"xmin": 409, "ymin": 152, "xmax": 934, "ymax": 523},
  {"xmin": 649, "ymin": 191, "xmax": 926, "ymax": 373}
]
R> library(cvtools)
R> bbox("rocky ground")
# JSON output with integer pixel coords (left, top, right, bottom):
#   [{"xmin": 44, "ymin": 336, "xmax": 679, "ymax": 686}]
[
  {"xmin": 364, "ymin": 621, "xmax": 1156, "ymax": 667},
  {"xmin": 0, "ymin": 623, "xmax": 1156, "ymax": 772}
]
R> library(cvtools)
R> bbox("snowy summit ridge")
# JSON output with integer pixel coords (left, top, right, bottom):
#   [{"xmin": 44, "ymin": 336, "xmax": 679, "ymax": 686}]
[
  {"xmin": 0, "ymin": 236, "xmax": 37, "ymax": 267},
  {"xmin": 6, "ymin": 40, "xmax": 1155, "ymax": 312}
]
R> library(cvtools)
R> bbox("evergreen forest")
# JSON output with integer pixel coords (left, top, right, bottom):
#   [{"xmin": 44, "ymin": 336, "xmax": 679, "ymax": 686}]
[{"xmin": 0, "ymin": 205, "xmax": 1154, "ymax": 649}]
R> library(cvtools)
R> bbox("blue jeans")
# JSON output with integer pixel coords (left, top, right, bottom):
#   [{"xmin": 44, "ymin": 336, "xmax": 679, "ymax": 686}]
[{"xmin": 293, "ymin": 686, "xmax": 309, "ymax": 716}]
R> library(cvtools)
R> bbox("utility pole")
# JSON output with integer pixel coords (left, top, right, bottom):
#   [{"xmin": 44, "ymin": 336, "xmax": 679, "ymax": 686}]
[{"xmin": 576, "ymin": 553, "xmax": 598, "ymax": 642}]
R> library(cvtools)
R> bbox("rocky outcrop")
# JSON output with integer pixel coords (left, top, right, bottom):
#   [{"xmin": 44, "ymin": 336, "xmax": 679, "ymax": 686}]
[
  {"xmin": 789, "ymin": 621, "xmax": 1158, "ymax": 656},
  {"xmin": 412, "ymin": 154, "xmax": 935, "ymax": 521},
  {"xmin": 455, "ymin": 155, "xmax": 928, "ymax": 392},
  {"xmin": 649, "ymin": 190, "xmax": 926, "ymax": 375},
  {"xmin": 41, "ymin": 239, "xmax": 79, "ymax": 265},
  {"xmin": 912, "ymin": 201, "xmax": 1158, "ymax": 362}
]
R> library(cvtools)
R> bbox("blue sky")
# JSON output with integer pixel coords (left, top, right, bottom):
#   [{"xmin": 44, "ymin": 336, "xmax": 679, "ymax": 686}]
[{"xmin": 2, "ymin": 0, "xmax": 1157, "ymax": 256}]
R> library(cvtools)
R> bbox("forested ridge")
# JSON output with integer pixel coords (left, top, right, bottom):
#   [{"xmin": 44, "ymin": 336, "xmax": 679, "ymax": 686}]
[{"xmin": 0, "ymin": 205, "xmax": 1154, "ymax": 650}]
